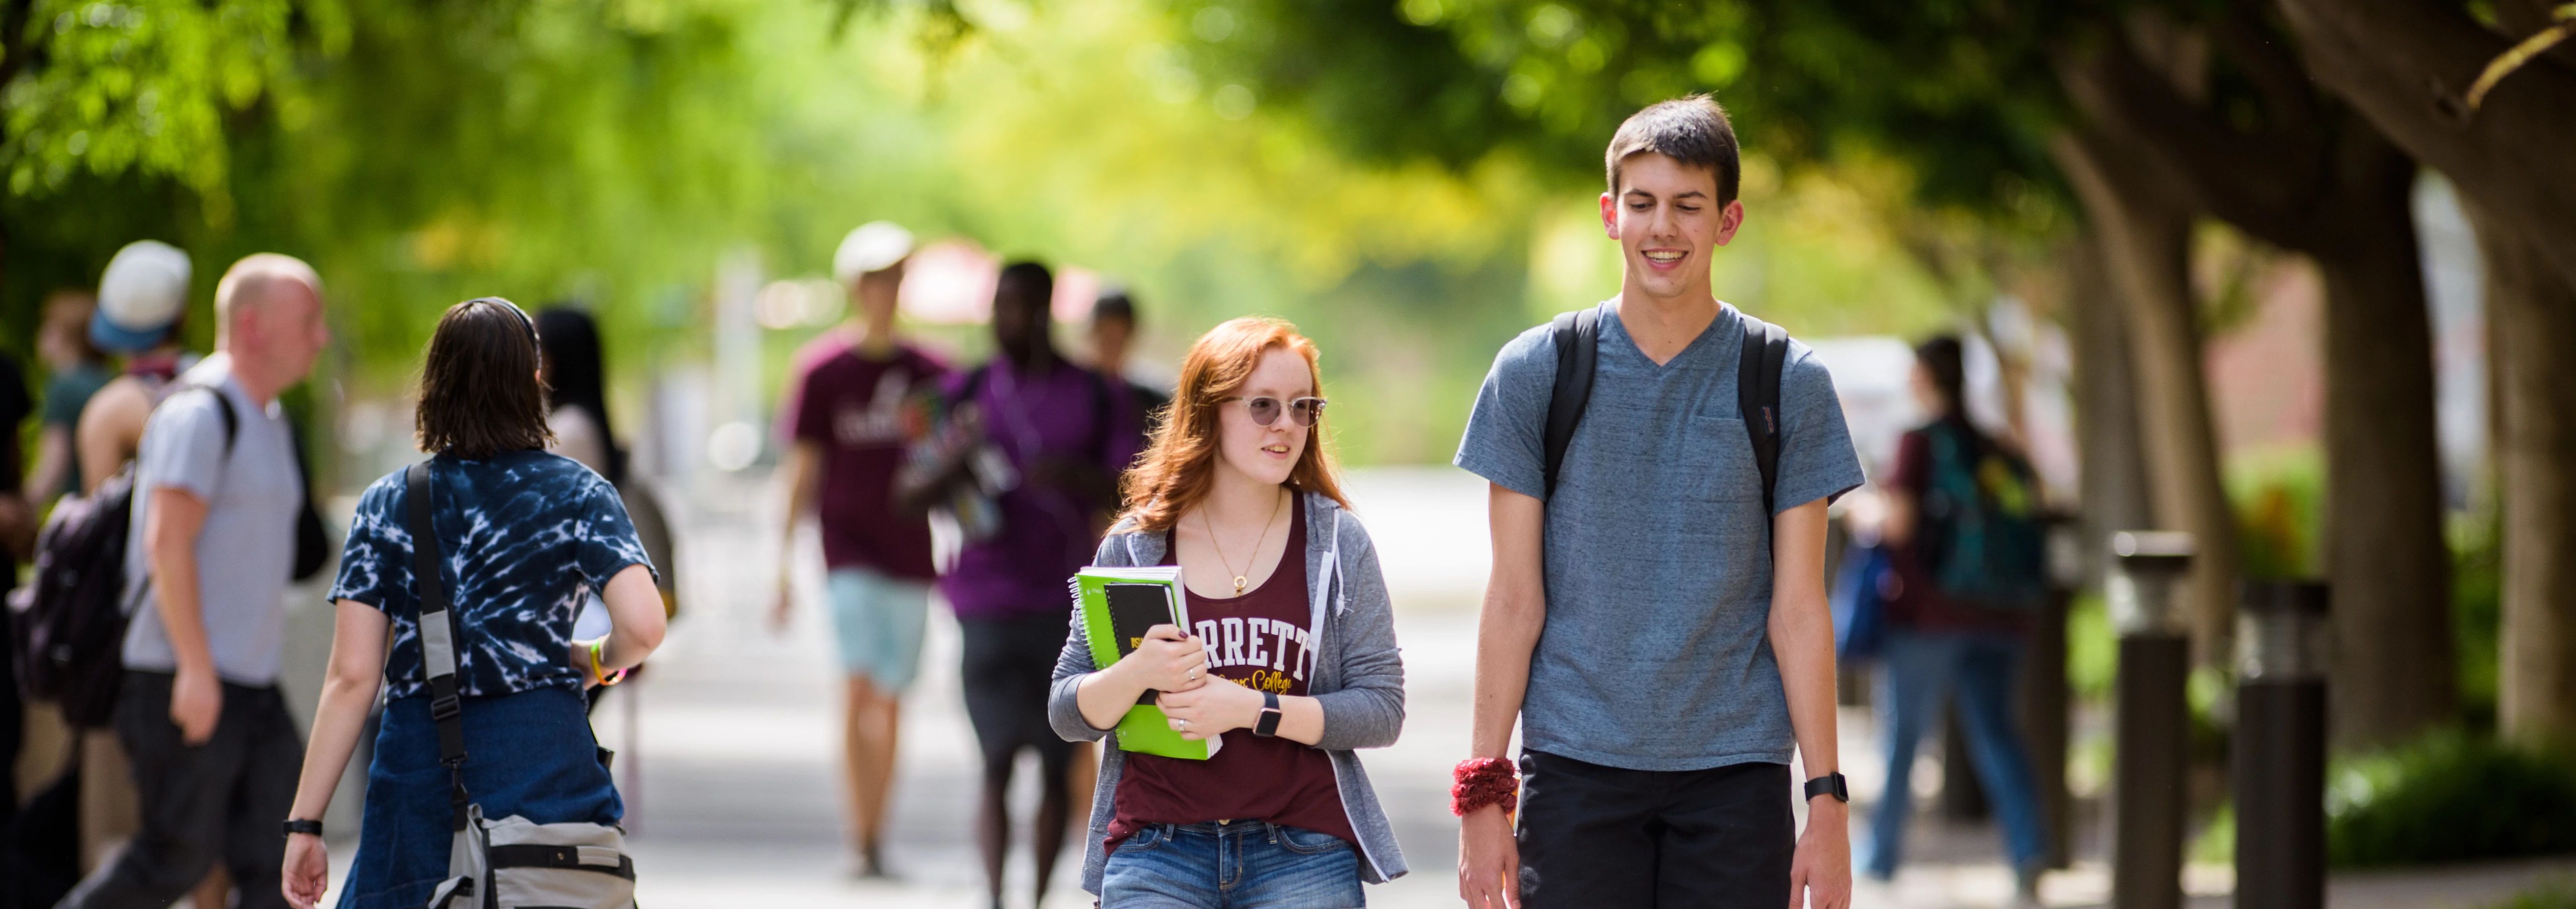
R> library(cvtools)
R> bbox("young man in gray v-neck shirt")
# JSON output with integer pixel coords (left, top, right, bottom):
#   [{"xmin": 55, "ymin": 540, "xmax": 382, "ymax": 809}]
[{"xmin": 1452, "ymin": 97, "xmax": 1865, "ymax": 909}]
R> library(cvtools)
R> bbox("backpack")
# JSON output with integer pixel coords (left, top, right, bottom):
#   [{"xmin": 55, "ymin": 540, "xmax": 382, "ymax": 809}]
[
  {"xmin": 1914, "ymin": 420, "xmax": 2048, "ymax": 610},
  {"xmin": 1542, "ymin": 305, "xmax": 1791, "ymax": 520},
  {"xmin": 7, "ymin": 383, "xmax": 235, "ymax": 728},
  {"xmin": 405, "ymin": 463, "xmax": 639, "ymax": 909}
]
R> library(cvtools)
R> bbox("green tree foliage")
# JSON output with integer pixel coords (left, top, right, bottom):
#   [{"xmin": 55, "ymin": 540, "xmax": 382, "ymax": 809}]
[
  {"xmin": 0, "ymin": 0, "xmax": 1962, "ymax": 463},
  {"xmin": 1173, "ymin": 0, "xmax": 2078, "ymax": 216}
]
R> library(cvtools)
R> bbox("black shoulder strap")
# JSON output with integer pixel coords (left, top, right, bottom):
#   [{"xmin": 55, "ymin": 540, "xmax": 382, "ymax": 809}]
[
  {"xmin": 404, "ymin": 462, "xmax": 472, "ymax": 832},
  {"xmin": 156, "ymin": 381, "xmax": 239, "ymax": 456},
  {"xmin": 1541, "ymin": 308, "xmax": 1601, "ymax": 498},
  {"xmin": 1736, "ymin": 313, "xmax": 1790, "ymax": 520}
]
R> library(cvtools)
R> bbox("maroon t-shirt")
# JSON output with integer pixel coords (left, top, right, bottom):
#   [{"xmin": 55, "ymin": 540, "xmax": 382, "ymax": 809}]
[
  {"xmin": 1105, "ymin": 495, "xmax": 1355, "ymax": 852},
  {"xmin": 782, "ymin": 334, "xmax": 946, "ymax": 581},
  {"xmin": 1887, "ymin": 422, "xmax": 2026, "ymax": 633}
]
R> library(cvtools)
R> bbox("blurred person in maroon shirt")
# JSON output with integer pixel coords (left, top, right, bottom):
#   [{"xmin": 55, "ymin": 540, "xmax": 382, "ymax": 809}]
[{"xmin": 772, "ymin": 222, "xmax": 946, "ymax": 878}]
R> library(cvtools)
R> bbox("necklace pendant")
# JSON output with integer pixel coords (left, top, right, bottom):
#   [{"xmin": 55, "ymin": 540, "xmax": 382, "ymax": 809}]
[{"xmin": 1233, "ymin": 575, "xmax": 1248, "ymax": 594}]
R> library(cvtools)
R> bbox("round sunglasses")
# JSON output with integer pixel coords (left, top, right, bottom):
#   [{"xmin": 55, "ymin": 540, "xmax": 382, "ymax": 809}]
[{"xmin": 1221, "ymin": 395, "xmax": 1327, "ymax": 427}]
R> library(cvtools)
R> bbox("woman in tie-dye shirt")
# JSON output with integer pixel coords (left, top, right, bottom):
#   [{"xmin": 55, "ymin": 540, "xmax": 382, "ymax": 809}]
[{"xmin": 279, "ymin": 298, "xmax": 667, "ymax": 909}]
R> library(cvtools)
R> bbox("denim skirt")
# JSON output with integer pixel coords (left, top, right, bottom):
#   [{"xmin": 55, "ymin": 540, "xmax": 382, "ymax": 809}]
[{"xmin": 338, "ymin": 685, "xmax": 622, "ymax": 909}]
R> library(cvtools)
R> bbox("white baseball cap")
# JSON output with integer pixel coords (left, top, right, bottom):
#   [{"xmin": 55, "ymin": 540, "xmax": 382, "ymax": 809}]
[
  {"xmin": 833, "ymin": 221, "xmax": 914, "ymax": 285},
  {"xmin": 91, "ymin": 239, "xmax": 192, "ymax": 353}
]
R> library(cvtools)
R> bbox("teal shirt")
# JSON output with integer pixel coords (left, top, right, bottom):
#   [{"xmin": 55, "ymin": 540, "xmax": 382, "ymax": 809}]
[{"xmin": 40, "ymin": 363, "xmax": 111, "ymax": 496}]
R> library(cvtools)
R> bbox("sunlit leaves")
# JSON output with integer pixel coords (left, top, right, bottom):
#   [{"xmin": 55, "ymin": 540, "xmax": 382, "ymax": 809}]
[{"xmin": 2, "ymin": 0, "xmax": 323, "ymax": 216}]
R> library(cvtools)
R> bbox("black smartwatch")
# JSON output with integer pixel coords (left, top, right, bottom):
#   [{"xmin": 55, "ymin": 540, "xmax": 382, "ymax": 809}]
[
  {"xmin": 1253, "ymin": 691, "xmax": 1283, "ymax": 737},
  {"xmin": 283, "ymin": 818, "xmax": 324, "ymax": 838},
  {"xmin": 1803, "ymin": 772, "xmax": 1849, "ymax": 803}
]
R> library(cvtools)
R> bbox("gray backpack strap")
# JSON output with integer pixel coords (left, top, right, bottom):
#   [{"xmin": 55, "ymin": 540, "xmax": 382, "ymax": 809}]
[{"xmin": 404, "ymin": 462, "xmax": 473, "ymax": 833}]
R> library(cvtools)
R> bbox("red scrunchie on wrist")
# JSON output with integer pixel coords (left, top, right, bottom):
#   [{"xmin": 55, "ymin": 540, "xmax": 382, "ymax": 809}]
[{"xmin": 1450, "ymin": 758, "xmax": 1519, "ymax": 817}]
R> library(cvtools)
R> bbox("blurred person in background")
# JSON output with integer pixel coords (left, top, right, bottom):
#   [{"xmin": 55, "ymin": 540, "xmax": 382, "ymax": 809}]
[
  {"xmin": 903, "ymin": 261, "xmax": 1139, "ymax": 909},
  {"xmin": 771, "ymin": 222, "xmax": 946, "ymax": 878},
  {"xmin": 0, "ymin": 299, "xmax": 40, "ymax": 903},
  {"xmin": 280, "ymin": 297, "xmax": 664, "ymax": 909},
  {"xmin": 30, "ymin": 291, "xmax": 113, "ymax": 504},
  {"xmin": 1861, "ymin": 334, "xmax": 2049, "ymax": 907},
  {"xmin": 1087, "ymin": 287, "xmax": 1171, "ymax": 448},
  {"xmin": 537, "ymin": 307, "xmax": 626, "ymax": 485},
  {"xmin": 76, "ymin": 241, "xmax": 198, "ymax": 499},
  {"xmin": 538, "ymin": 304, "xmax": 680, "ymax": 715},
  {"xmin": 1052, "ymin": 316, "xmax": 1410, "ymax": 907},
  {"xmin": 58, "ymin": 254, "xmax": 329, "ymax": 909}
]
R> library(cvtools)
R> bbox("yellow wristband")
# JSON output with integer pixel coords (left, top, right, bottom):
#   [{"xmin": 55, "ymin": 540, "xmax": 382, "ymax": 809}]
[{"xmin": 589, "ymin": 640, "xmax": 627, "ymax": 687}]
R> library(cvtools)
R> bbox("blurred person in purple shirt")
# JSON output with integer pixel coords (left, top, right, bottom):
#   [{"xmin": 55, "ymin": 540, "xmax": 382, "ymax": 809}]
[{"xmin": 905, "ymin": 260, "xmax": 1139, "ymax": 909}]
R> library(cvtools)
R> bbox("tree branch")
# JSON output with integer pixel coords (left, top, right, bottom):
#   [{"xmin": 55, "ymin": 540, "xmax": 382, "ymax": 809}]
[
  {"xmin": 2274, "ymin": 0, "xmax": 2576, "ymax": 286},
  {"xmin": 2058, "ymin": 28, "xmax": 2322, "ymax": 246}
]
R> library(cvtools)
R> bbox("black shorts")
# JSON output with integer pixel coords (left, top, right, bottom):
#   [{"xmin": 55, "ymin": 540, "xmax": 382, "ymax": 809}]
[
  {"xmin": 958, "ymin": 614, "xmax": 1078, "ymax": 775},
  {"xmin": 1515, "ymin": 751, "xmax": 1793, "ymax": 909}
]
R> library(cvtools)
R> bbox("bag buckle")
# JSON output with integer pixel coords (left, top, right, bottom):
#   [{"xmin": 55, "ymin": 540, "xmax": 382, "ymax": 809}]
[{"xmin": 430, "ymin": 694, "xmax": 461, "ymax": 722}]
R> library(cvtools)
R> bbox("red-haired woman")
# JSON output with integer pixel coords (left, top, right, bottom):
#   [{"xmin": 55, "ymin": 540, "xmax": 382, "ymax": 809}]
[{"xmin": 1048, "ymin": 317, "xmax": 1409, "ymax": 907}]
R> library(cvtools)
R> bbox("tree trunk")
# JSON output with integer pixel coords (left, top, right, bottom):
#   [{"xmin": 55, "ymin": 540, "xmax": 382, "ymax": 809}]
[
  {"xmin": 2059, "ymin": 17, "xmax": 2459, "ymax": 745},
  {"xmin": 2072, "ymin": 230, "xmax": 2157, "ymax": 588},
  {"xmin": 2315, "ymin": 204, "xmax": 2456, "ymax": 748},
  {"xmin": 2054, "ymin": 131, "xmax": 2242, "ymax": 661},
  {"xmin": 2475, "ymin": 209, "xmax": 2576, "ymax": 745}
]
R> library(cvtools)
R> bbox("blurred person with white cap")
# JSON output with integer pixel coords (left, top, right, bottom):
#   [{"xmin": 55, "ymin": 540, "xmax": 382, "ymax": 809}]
[
  {"xmin": 771, "ymin": 220, "xmax": 949, "ymax": 878},
  {"xmin": 75, "ymin": 239, "xmax": 199, "ymax": 499},
  {"xmin": 55, "ymin": 239, "xmax": 227, "ymax": 906}
]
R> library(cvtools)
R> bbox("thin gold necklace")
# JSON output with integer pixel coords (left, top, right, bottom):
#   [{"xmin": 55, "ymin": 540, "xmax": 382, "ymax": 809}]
[{"xmin": 1204, "ymin": 488, "xmax": 1286, "ymax": 595}]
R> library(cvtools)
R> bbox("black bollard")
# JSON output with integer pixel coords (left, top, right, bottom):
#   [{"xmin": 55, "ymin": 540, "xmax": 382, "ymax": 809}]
[
  {"xmin": 2234, "ymin": 581, "xmax": 2329, "ymax": 909},
  {"xmin": 2109, "ymin": 531, "xmax": 2194, "ymax": 909}
]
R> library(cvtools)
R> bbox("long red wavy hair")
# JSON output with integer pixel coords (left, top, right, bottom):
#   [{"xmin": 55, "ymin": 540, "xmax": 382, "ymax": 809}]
[{"xmin": 1118, "ymin": 316, "xmax": 1350, "ymax": 533}]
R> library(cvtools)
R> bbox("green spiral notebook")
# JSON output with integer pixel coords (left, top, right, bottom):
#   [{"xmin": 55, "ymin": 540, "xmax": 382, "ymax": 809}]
[{"xmin": 1068, "ymin": 565, "xmax": 1222, "ymax": 761}]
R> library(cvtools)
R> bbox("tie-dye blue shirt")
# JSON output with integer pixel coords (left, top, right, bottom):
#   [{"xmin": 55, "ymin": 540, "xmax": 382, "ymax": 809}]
[{"xmin": 331, "ymin": 450, "xmax": 655, "ymax": 700}]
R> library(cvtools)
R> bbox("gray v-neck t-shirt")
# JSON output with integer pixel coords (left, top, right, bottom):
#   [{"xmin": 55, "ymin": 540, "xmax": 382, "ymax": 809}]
[{"xmin": 1455, "ymin": 301, "xmax": 1866, "ymax": 771}]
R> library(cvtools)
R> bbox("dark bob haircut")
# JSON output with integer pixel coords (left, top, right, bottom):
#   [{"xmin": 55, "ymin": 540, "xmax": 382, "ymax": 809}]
[
  {"xmin": 417, "ymin": 297, "xmax": 552, "ymax": 458},
  {"xmin": 1605, "ymin": 94, "xmax": 1742, "ymax": 206}
]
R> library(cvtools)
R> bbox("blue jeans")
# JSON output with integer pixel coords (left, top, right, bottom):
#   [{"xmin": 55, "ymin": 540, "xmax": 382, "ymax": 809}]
[
  {"xmin": 1101, "ymin": 821, "xmax": 1364, "ymax": 908},
  {"xmin": 338, "ymin": 686, "xmax": 621, "ymax": 909},
  {"xmin": 1861, "ymin": 628, "xmax": 2047, "ymax": 879}
]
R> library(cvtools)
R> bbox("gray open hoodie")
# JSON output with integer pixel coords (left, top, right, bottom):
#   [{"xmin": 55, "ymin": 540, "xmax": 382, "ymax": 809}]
[{"xmin": 1048, "ymin": 490, "xmax": 1410, "ymax": 895}]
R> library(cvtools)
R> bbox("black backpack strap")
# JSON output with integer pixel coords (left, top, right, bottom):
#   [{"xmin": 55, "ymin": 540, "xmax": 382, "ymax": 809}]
[
  {"xmin": 1736, "ymin": 313, "xmax": 1790, "ymax": 520},
  {"xmin": 404, "ymin": 462, "xmax": 472, "ymax": 832},
  {"xmin": 1541, "ymin": 308, "xmax": 1601, "ymax": 498}
]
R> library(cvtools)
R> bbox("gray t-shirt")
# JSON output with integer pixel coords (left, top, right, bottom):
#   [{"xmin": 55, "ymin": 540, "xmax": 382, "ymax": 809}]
[
  {"xmin": 1455, "ymin": 301, "xmax": 1866, "ymax": 771},
  {"xmin": 122, "ymin": 355, "xmax": 303, "ymax": 687}
]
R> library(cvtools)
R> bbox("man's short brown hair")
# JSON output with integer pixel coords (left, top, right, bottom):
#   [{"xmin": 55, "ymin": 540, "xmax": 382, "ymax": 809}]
[
  {"xmin": 416, "ymin": 297, "xmax": 553, "ymax": 459},
  {"xmin": 1604, "ymin": 95, "xmax": 1741, "ymax": 205}
]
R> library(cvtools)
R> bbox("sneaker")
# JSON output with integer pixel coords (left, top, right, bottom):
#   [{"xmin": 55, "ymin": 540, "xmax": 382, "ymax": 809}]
[{"xmin": 2009, "ymin": 864, "xmax": 2046, "ymax": 909}]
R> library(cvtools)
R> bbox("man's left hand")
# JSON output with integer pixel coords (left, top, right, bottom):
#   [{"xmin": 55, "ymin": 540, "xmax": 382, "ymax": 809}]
[{"xmin": 1789, "ymin": 798, "xmax": 1852, "ymax": 909}]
